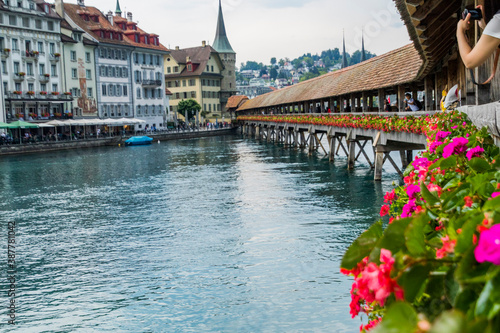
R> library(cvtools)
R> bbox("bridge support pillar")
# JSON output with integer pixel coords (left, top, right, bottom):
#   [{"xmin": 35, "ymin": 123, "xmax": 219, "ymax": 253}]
[
  {"xmin": 400, "ymin": 151, "xmax": 409, "ymax": 170},
  {"xmin": 267, "ymin": 127, "xmax": 271, "ymax": 143},
  {"xmin": 309, "ymin": 132, "xmax": 315, "ymax": 155},
  {"xmin": 374, "ymin": 152, "xmax": 384, "ymax": 181},
  {"xmin": 255, "ymin": 126, "xmax": 260, "ymax": 139},
  {"xmin": 328, "ymin": 135, "xmax": 336, "ymax": 162},
  {"xmin": 347, "ymin": 140, "xmax": 356, "ymax": 169},
  {"xmin": 300, "ymin": 131, "xmax": 306, "ymax": 148}
]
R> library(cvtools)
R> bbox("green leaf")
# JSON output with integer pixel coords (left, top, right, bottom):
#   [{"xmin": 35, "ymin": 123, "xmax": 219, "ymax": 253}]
[
  {"xmin": 440, "ymin": 156, "xmax": 457, "ymax": 170},
  {"xmin": 475, "ymin": 273, "xmax": 500, "ymax": 318},
  {"xmin": 371, "ymin": 218, "xmax": 412, "ymax": 260},
  {"xmin": 421, "ymin": 181, "xmax": 440, "ymax": 207},
  {"xmin": 429, "ymin": 310, "xmax": 466, "ymax": 333},
  {"xmin": 341, "ymin": 220, "xmax": 383, "ymax": 270},
  {"xmin": 371, "ymin": 302, "xmax": 418, "ymax": 333},
  {"xmin": 468, "ymin": 158, "xmax": 492, "ymax": 173},
  {"xmin": 454, "ymin": 288, "xmax": 477, "ymax": 313},
  {"xmin": 445, "ymin": 266, "xmax": 460, "ymax": 305},
  {"xmin": 399, "ymin": 265, "xmax": 431, "ymax": 303},
  {"xmin": 483, "ymin": 196, "xmax": 500, "ymax": 212},
  {"xmin": 405, "ymin": 215, "xmax": 428, "ymax": 257},
  {"xmin": 455, "ymin": 214, "xmax": 482, "ymax": 255}
]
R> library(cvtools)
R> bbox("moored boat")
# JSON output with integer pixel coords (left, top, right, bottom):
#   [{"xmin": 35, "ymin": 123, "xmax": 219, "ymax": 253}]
[{"xmin": 125, "ymin": 136, "xmax": 153, "ymax": 146}]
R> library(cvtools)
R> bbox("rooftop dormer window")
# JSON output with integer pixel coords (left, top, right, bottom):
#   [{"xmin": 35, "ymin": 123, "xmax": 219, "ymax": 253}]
[
  {"xmin": 17, "ymin": 1, "xmax": 22, "ymax": 8},
  {"xmin": 144, "ymin": 36, "xmax": 149, "ymax": 44},
  {"xmin": 29, "ymin": 1, "xmax": 34, "ymax": 10}
]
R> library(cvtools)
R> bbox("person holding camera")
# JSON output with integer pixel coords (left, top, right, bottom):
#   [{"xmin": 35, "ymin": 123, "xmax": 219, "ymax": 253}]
[
  {"xmin": 404, "ymin": 93, "xmax": 420, "ymax": 112},
  {"xmin": 457, "ymin": 0, "xmax": 500, "ymax": 70}
]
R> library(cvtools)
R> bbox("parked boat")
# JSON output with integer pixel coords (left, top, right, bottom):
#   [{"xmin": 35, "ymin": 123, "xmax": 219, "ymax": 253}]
[{"xmin": 125, "ymin": 136, "xmax": 153, "ymax": 146}]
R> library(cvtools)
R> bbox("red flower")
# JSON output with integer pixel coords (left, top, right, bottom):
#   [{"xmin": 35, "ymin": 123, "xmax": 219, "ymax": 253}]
[{"xmin": 380, "ymin": 205, "xmax": 390, "ymax": 217}]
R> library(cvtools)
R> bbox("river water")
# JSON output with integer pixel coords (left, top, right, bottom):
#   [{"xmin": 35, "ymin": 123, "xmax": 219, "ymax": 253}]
[{"xmin": 0, "ymin": 135, "xmax": 400, "ymax": 332}]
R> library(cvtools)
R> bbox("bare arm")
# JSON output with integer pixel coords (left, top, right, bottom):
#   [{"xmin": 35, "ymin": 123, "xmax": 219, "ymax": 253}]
[{"xmin": 457, "ymin": 14, "xmax": 500, "ymax": 69}]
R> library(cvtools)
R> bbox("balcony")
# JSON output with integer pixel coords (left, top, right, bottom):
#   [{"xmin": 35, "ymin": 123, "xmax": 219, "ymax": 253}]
[
  {"xmin": 22, "ymin": 50, "xmax": 39, "ymax": 61},
  {"xmin": 49, "ymin": 53, "xmax": 61, "ymax": 62},
  {"xmin": 1, "ymin": 49, "xmax": 10, "ymax": 59},
  {"xmin": 39, "ymin": 74, "xmax": 50, "ymax": 82},
  {"xmin": 13, "ymin": 73, "xmax": 26, "ymax": 82},
  {"xmin": 142, "ymin": 79, "xmax": 162, "ymax": 87}
]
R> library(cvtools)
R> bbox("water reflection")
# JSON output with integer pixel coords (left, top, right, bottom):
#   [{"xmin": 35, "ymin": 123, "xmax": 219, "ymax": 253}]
[{"xmin": 0, "ymin": 135, "xmax": 400, "ymax": 332}]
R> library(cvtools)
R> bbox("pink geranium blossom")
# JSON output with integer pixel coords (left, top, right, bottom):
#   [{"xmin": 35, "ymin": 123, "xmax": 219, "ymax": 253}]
[
  {"xmin": 429, "ymin": 141, "xmax": 444, "ymax": 154},
  {"xmin": 492, "ymin": 192, "xmax": 500, "ymax": 199},
  {"xmin": 466, "ymin": 146, "xmax": 485, "ymax": 160},
  {"xmin": 401, "ymin": 199, "xmax": 417, "ymax": 218},
  {"xmin": 475, "ymin": 224, "xmax": 500, "ymax": 265},
  {"xmin": 435, "ymin": 131, "xmax": 451, "ymax": 141},
  {"xmin": 442, "ymin": 137, "xmax": 469, "ymax": 158},
  {"xmin": 436, "ymin": 235, "xmax": 457, "ymax": 259},
  {"xmin": 406, "ymin": 184, "xmax": 421, "ymax": 200},
  {"xmin": 380, "ymin": 205, "xmax": 390, "ymax": 217}
]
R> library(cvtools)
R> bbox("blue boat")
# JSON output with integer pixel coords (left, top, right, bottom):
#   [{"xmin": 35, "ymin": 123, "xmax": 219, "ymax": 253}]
[{"xmin": 125, "ymin": 136, "xmax": 153, "ymax": 146}]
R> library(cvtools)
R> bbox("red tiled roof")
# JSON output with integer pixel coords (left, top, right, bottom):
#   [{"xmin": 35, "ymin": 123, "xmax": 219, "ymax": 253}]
[
  {"xmin": 165, "ymin": 46, "xmax": 223, "ymax": 78},
  {"xmin": 63, "ymin": 3, "xmax": 168, "ymax": 53},
  {"xmin": 165, "ymin": 88, "xmax": 173, "ymax": 95},
  {"xmin": 238, "ymin": 44, "xmax": 422, "ymax": 111},
  {"xmin": 226, "ymin": 95, "xmax": 249, "ymax": 109}
]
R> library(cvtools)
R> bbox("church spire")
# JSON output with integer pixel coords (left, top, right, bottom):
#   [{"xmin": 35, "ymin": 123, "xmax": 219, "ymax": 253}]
[
  {"xmin": 342, "ymin": 30, "xmax": 348, "ymax": 69},
  {"xmin": 361, "ymin": 29, "xmax": 366, "ymax": 62},
  {"xmin": 213, "ymin": 0, "xmax": 235, "ymax": 54},
  {"xmin": 115, "ymin": 0, "xmax": 122, "ymax": 16}
]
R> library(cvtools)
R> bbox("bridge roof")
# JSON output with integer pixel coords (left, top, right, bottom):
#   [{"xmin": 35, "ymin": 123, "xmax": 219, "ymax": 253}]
[{"xmin": 237, "ymin": 44, "xmax": 422, "ymax": 111}]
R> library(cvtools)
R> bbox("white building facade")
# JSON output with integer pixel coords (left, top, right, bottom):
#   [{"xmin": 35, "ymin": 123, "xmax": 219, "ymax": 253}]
[{"xmin": 0, "ymin": 0, "xmax": 71, "ymax": 121}]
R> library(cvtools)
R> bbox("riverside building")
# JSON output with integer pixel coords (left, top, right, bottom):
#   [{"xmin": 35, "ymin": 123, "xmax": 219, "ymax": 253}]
[
  {"xmin": 55, "ymin": 0, "xmax": 98, "ymax": 118},
  {"xmin": 164, "ymin": 0, "xmax": 236, "ymax": 123},
  {"xmin": 63, "ymin": 0, "xmax": 170, "ymax": 130},
  {"xmin": 0, "ymin": 0, "xmax": 71, "ymax": 121}
]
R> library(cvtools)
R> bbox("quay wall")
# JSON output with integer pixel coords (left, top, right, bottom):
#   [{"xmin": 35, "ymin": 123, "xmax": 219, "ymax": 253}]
[{"xmin": 0, "ymin": 128, "xmax": 237, "ymax": 156}]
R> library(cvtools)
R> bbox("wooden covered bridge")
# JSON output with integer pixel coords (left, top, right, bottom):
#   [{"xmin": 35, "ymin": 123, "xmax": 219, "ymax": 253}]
[{"xmin": 236, "ymin": 0, "xmax": 500, "ymax": 180}]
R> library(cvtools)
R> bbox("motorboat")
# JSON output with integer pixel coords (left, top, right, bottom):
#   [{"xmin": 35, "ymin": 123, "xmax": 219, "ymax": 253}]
[{"xmin": 125, "ymin": 136, "xmax": 153, "ymax": 146}]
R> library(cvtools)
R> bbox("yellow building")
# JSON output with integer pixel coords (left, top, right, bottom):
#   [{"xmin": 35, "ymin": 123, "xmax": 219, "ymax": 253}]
[{"xmin": 164, "ymin": 43, "xmax": 225, "ymax": 122}]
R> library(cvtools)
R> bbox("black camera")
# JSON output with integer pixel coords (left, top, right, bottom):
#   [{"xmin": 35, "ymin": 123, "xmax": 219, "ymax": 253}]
[{"xmin": 462, "ymin": 8, "xmax": 483, "ymax": 21}]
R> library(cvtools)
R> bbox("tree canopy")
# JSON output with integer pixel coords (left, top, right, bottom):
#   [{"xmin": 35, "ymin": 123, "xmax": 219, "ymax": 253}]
[{"xmin": 177, "ymin": 99, "xmax": 201, "ymax": 121}]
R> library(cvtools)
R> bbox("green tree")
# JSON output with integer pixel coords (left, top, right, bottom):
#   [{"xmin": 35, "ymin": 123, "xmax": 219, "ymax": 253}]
[
  {"xmin": 279, "ymin": 58, "xmax": 285, "ymax": 67},
  {"xmin": 270, "ymin": 68, "xmax": 278, "ymax": 80},
  {"xmin": 270, "ymin": 57, "xmax": 277, "ymax": 65},
  {"xmin": 240, "ymin": 61, "xmax": 261, "ymax": 71},
  {"xmin": 177, "ymin": 99, "xmax": 201, "ymax": 121}
]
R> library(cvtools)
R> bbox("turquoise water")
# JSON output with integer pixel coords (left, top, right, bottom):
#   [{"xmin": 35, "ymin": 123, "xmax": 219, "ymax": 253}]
[{"xmin": 0, "ymin": 135, "xmax": 399, "ymax": 332}]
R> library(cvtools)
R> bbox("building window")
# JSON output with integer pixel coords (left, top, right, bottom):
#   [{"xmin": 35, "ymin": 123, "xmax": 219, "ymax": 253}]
[
  {"xmin": 28, "ymin": 83, "xmax": 34, "ymax": 91},
  {"xmin": 12, "ymin": 39, "xmax": 18, "ymax": 51},
  {"xmin": 13, "ymin": 62, "xmax": 20, "ymax": 74},
  {"xmin": 1, "ymin": 61, "xmax": 6, "ymax": 74},
  {"xmin": 174, "ymin": 66, "xmax": 179, "ymax": 73},
  {"xmin": 52, "ymin": 83, "xmax": 58, "ymax": 92},
  {"xmin": 211, "ymin": 65, "xmax": 214, "ymax": 72},
  {"xmin": 85, "ymin": 52, "xmax": 91, "ymax": 63},
  {"xmin": 167, "ymin": 67, "xmax": 171, "ymax": 73},
  {"xmin": 102, "ymin": 85, "xmax": 107, "ymax": 96},
  {"xmin": 189, "ymin": 79, "xmax": 195, "ymax": 86},
  {"xmin": 72, "ymin": 68, "xmax": 77, "ymax": 79},
  {"xmin": 87, "ymin": 88, "xmax": 93, "ymax": 98},
  {"xmin": 182, "ymin": 80, "xmax": 186, "ymax": 87},
  {"xmin": 9, "ymin": 15, "xmax": 17, "ymax": 26},
  {"xmin": 22, "ymin": 17, "xmax": 30, "ymax": 28},
  {"xmin": 40, "ymin": 83, "xmax": 46, "ymax": 91},
  {"xmin": 26, "ymin": 63, "xmax": 33, "ymax": 75},
  {"xmin": 70, "ymin": 51, "xmax": 76, "ymax": 61},
  {"xmin": 37, "ymin": 42, "xmax": 43, "ymax": 52},
  {"xmin": 191, "ymin": 91, "xmax": 196, "ymax": 98},
  {"xmin": 35, "ymin": 19, "xmax": 42, "ymax": 29},
  {"xmin": 123, "ymin": 86, "xmax": 127, "ymax": 96},
  {"xmin": 47, "ymin": 21, "xmax": 54, "ymax": 31},
  {"xmin": 50, "ymin": 64, "xmax": 56, "ymax": 76},
  {"xmin": 39, "ymin": 64, "xmax": 45, "ymax": 75},
  {"xmin": 86, "ymin": 69, "xmax": 91, "ymax": 80},
  {"xmin": 49, "ymin": 43, "xmax": 55, "ymax": 54}
]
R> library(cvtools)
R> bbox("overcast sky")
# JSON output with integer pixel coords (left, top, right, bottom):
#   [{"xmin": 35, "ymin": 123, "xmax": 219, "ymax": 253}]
[{"xmin": 82, "ymin": 0, "xmax": 412, "ymax": 66}]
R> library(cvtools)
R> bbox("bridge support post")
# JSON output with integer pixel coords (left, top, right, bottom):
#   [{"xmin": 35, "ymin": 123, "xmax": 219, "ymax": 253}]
[
  {"xmin": 328, "ymin": 135, "xmax": 336, "ymax": 162},
  {"xmin": 267, "ymin": 127, "xmax": 271, "ymax": 143},
  {"xmin": 309, "ymin": 132, "xmax": 315, "ymax": 155},
  {"xmin": 400, "ymin": 150, "xmax": 409, "ymax": 170},
  {"xmin": 300, "ymin": 131, "xmax": 307, "ymax": 148},
  {"xmin": 374, "ymin": 151, "xmax": 384, "ymax": 181},
  {"xmin": 255, "ymin": 126, "xmax": 260, "ymax": 139}
]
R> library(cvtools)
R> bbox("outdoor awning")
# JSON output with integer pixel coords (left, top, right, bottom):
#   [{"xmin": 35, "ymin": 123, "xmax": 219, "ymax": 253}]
[{"xmin": 3, "ymin": 121, "xmax": 40, "ymax": 129}]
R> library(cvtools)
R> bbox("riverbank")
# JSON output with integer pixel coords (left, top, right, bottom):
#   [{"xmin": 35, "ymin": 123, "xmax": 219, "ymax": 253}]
[{"xmin": 0, "ymin": 127, "xmax": 238, "ymax": 156}]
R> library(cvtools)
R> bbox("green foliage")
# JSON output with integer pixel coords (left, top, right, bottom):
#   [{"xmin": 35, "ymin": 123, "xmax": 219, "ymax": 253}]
[{"xmin": 177, "ymin": 99, "xmax": 201, "ymax": 121}]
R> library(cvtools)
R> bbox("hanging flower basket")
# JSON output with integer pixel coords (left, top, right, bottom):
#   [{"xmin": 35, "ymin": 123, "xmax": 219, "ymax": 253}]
[
  {"xmin": 3, "ymin": 48, "xmax": 10, "ymax": 53},
  {"xmin": 67, "ymin": 113, "xmax": 73, "ymax": 117},
  {"xmin": 18, "ymin": 72, "xmax": 26, "ymax": 77},
  {"xmin": 29, "ymin": 113, "xmax": 37, "ymax": 118},
  {"xmin": 53, "ymin": 53, "xmax": 61, "ymax": 57},
  {"xmin": 51, "ymin": 92, "xmax": 60, "ymax": 96},
  {"xmin": 43, "ymin": 73, "xmax": 50, "ymax": 78},
  {"xmin": 26, "ymin": 91, "xmax": 35, "ymax": 95},
  {"xmin": 15, "ymin": 114, "xmax": 24, "ymax": 118},
  {"xmin": 63, "ymin": 92, "xmax": 72, "ymax": 96},
  {"xmin": 41, "ymin": 113, "xmax": 49, "ymax": 117},
  {"xmin": 54, "ymin": 113, "xmax": 62, "ymax": 117},
  {"xmin": 39, "ymin": 91, "xmax": 48, "ymax": 95},
  {"xmin": 13, "ymin": 91, "xmax": 22, "ymax": 95}
]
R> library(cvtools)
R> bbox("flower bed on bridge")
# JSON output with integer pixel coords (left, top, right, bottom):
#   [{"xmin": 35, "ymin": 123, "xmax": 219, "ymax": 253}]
[{"xmin": 240, "ymin": 112, "xmax": 500, "ymax": 331}]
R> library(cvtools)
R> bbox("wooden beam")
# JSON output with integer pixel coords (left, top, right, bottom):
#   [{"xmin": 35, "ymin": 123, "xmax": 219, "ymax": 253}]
[{"xmin": 412, "ymin": 0, "xmax": 445, "ymax": 22}]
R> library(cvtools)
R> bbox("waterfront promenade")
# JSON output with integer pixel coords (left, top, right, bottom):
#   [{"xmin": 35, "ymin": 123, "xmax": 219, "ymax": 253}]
[{"xmin": 0, "ymin": 127, "xmax": 237, "ymax": 156}]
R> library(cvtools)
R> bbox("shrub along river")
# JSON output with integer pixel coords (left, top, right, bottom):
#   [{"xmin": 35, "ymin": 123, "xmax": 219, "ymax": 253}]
[{"xmin": 0, "ymin": 134, "xmax": 401, "ymax": 332}]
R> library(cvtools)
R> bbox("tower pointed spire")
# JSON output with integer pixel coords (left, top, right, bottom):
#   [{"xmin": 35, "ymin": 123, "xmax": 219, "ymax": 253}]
[
  {"xmin": 115, "ymin": 0, "xmax": 122, "ymax": 16},
  {"xmin": 342, "ymin": 30, "xmax": 348, "ymax": 69},
  {"xmin": 361, "ymin": 29, "xmax": 366, "ymax": 62},
  {"xmin": 213, "ymin": 0, "xmax": 235, "ymax": 54}
]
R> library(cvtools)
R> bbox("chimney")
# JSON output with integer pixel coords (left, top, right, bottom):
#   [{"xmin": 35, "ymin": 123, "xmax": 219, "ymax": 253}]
[
  {"xmin": 202, "ymin": 40, "xmax": 206, "ymax": 47},
  {"xmin": 77, "ymin": 0, "xmax": 85, "ymax": 7},
  {"xmin": 107, "ymin": 11, "xmax": 113, "ymax": 26},
  {"xmin": 186, "ymin": 56, "xmax": 191, "ymax": 62},
  {"xmin": 175, "ymin": 46, "xmax": 179, "ymax": 51},
  {"xmin": 55, "ymin": 0, "xmax": 64, "ymax": 17},
  {"xmin": 127, "ymin": 12, "xmax": 133, "ymax": 22}
]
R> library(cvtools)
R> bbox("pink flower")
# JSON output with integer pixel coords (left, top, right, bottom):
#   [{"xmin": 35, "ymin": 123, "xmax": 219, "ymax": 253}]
[
  {"xmin": 401, "ymin": 199, "xmax": 417, "ymax": 218},
  {"xmin": 380, "ymin": 205, "xmax": 390, "ymax": 217},
  {"xmin": 429, "ymin": 141, "xmax": 444, "ymax": 154},
  {"xmin": 475, "ymin": 224, "xmax": 500, "ymax": 265},
  {"xmin": 442, "ymin": 137, "xmax": 469, "ymax": 158},
  {"xmin": 427, "ymin": 183, "xmax": 442, "ymax": 196},
  {"xmin": 413, "ymin": 157, "xmax": 431, "ymax": 171},
  {"xmin": 406, "ymin": 184, "xmax": 421, "ymax": 200},
  {"xmin": 360, "ymin": 317, "xmax": 382, "ymax": 332},
  {"xmin": 451, "ymin": 126, "xmax": 458, "ymax": 129},
  {"xmin": 464, "ymin": 196, "xmax": 473, "ymax": 208},
  {"xmin": 435, "ymin": 131, "xmax": 451, "ymax": 141},
  {"xmin": 466, "ymin": 146, "xmax": 485, "ymax": 160},
  {"xmin": 436, "ymin": 235, "xmax": 457, "ymax": 259},
  {"xmin": 492, "ymin": 192, "xmax": 500, "ymax": 199}
]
